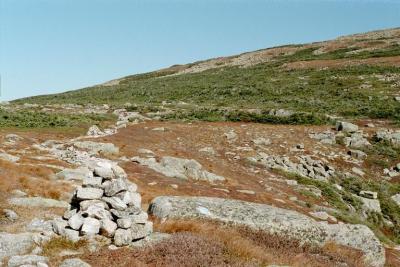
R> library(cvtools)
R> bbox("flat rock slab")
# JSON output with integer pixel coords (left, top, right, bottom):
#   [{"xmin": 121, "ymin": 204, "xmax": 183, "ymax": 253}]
[
  {"xmin": 8, "ymin": 197, "xmax": 69, "ymax": 208},
  {"xmin": 149, "ymin": 196, "xmax": 385, "ymax": 267},
  {"xmin": 0, "ymin": 232, "xmax": 42, "ymax": 264},
  {"xmin": 59, "ymin": 258, "xmax": 91, "ymax": 267}
]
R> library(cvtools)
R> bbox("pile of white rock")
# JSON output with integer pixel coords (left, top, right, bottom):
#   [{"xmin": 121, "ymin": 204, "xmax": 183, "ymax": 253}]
[{"xmin": 51, "ymin": 162, "xmax": 153, "ymax": 246}]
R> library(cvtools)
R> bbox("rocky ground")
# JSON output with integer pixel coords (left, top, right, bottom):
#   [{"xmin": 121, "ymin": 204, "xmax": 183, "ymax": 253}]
[{"xmin": 0, "ymin": 106, "xmax": 399, "ymax": 267}]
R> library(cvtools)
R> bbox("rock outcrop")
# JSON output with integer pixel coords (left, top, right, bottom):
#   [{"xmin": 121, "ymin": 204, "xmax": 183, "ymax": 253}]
[
  {"xmin": 247, "ymin": 153, "xmax": 335, "ymax": 181},
  {"xmin": 149, "ymin": 196, "xmax": 385, "ymax": 267},
  {"xmin": 132, "ymin": 156, "xmax": 225, "ymax": 183}
]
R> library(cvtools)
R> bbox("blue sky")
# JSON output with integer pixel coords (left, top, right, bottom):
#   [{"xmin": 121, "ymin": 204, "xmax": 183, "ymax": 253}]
[{"xmin": 0, "ymin": 0, "xmax": 399, "ymax": 101}]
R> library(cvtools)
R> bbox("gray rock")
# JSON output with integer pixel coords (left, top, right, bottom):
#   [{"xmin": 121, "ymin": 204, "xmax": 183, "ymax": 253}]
[
  {"xmin": 114, "ymin": 228, "xmax": 132, "ymax": 246},
  {"xmin": 252, "ymin": 137, "xmax": 271, "ymax": 146},
  {"xmin": 336, "ymin": 121, "xmax": 359, "ymax": 133},
  {"xmin": 59, "ymin": 258, "xmax": 91, "ymax": 267},
  {"xmin": 76, "ymin": 187, "xmax": 104, "ymax": 200},
  {"xmin": 102, "ymin": 197, "xmax": 127, "ymax": 210},
  {"xmin": 7, "ymin": 255, "xmax": 48, "ymax": 267},
  {"xmin": 81, "ymin": 218, "xmax": 100, "ymax": 236},
  {"xmin": 79, "ymin": 200, "xmax": 107, "ymax": 211},
  {"xmin": 375, "ymin": 129, "xmax": 400, "ymax": 147},
  {"xmin": 62, "ymin": 229, "xmax": 80, "ymax": 242},
  {"xmin": 84, "ymin": 204, "xmax": 112, "ymax": 220},
  {"xmin": 0, "ymin": 232, "xmax": 43, "ymax": 264},
  {"xmin": 132, "ymin": 156, "xmax": 225, "ymax": 183},
  {"xmin": 115, "ymin": 191, "xmax": 141, "ymax": 208},
  {"xmin": 8, "ymin": 197, "xmax": 69, "ymax": 208},
  {"xmin": 348, "ymin": 149, "xmax": 367, "ymax": 159},
  {"xmin": 198, "ymin": 147, "xmax": 217, "ymax": 156},
  {"xmin": 3, "ymin": 209, "xmax": 18, "ymax": 221},
  {"xmin": 131, "ymin": 221, "xmax": 153, "ymax": 240},
  {"xmin": 391, "ymin": 194, "xmax": 400, "ymax": 207},
  {"xmin": 68, "ymin": 213, "xmax": 84, "ymax": 230},
  {"xmin": 56, "ymin": 167, "xmax": 93, "ymax": 181},
  {"xmin": 73, "ymin": 141, "xmax": 119, "ymax": 155},
  {"xmin": 352, "ymin": 167, "xmax": 365, "ymax": 177},
  {"xmin": 87, "ymin": 125, "xmax": 104, "ymax": 137},
  {"xmin": 360, "ymin": 191, "xmax": 378, "ymax": 199},
  {"xmin": 103, "ymin": 178, "xmax": 128, "ymax": 197},
  {"xmin": 63, "ymin": 209, "xmax": 77, "ymax": 220},
  {"xmin": 25, "ymin": 218, "xmax": 53, "ymax": 232},
  {"xmin": 223, "ymin": 130, "xmax": 237, "ymax": 142},
  {"xmin": 52, "ymin": 218, "xmax": 68, "ymax": 235},
  {"xmin": 117, "ymin": 218, "xmax": 133, "ymax": 229},
  {"xmin": 112, "ymin": 165, "xmax": 128, "ymax": 179},
  {"xmin": 0, "ymin": 152, "xmax": 20, "ymax": 163},
  {"xmin": 82, "ymin": 177, "xmax": 103, "ymax": 187},
  {"xmin": 94, "ymin": 165, "xmax": 115, "ymax": 180},
  {"xmin": 100, "ymin": 219, "xmax": 117, "ymax": 238},
  {"xmin": 309, "ymin": 131, "xmax": 336, "ymax": 145},
  {"xmin": 149, "ymin": 196, "xmax": 385, "ymax": 267}
]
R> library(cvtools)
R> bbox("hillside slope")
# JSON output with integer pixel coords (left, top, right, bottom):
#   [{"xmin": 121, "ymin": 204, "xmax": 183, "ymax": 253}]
[{"xmin": 16, "ymin": 28, "xmax": 400, "ymax": 122}]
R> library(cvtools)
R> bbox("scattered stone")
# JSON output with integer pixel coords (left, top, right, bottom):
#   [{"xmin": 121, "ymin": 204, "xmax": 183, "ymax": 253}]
[
  {"xmin": 269, "ymin": 109, "xmax": 293, "ymax": 117},
  {"xmin": 11, "ymin": 189, "xmax": 27, "ymax": 197},
  {"xmin": 360, "ymin": 191, "xmax": 378, "ymax": 199},
  {"xmin": 25, "ymin": 218, "xmax": 53, "ymax": 233},
  {"xmin": 336, "ymin": 121, "xmax": 359, "ymax": 133},
  {"xmin": 152, "ymin": 127, "xmax": 166, "ymax": 131},
  {"xmin": 348, "ymin": 149, "xmax": 367, "ymax": 160},
  {"xmin": 0, "ymin": 152, "xmax": 20, "ymax": 163},
  {"xmin": 352, "ymin": 167, "xmax": 365, "ymax": 177},
  {"xmin": 198, "ymin": 147, "xmax": 216, "ymax": 156},
  {"xmin": 87, "ymin": 125, "xmax": 104, "ymax": 137},
  {"xmin": 391, "ymin": 194, "xmax": 400, "ymax": 207},
  {"xmin": 344, "ymin": 131, "xmax": 371, "ymax": 148},
  {"xmin": 247, "ymin": 153, "xmax": 334, "ymax": 181},
  {"xmin": 375, "ymin": 129, "xmax": 400, "ymax": 147},
  {"xmin": 236, "ymin": 189, "xmax": 255, "ymax": 195},
  {"xmin": 3, "ymin": 209, "xmax": 18, "ymax": 221},
  {"xmin": 223, "ymin": 130, "xmax": 238, "ymax": 143},
  {"xmin": 296, "ymin": 143, "xmax": 305, "ymax": 149},
  {"xmin": 252, "ymin": 137, "xmax": 271, "ymax": 146},
  {"xmin": 149, "ymin": 196, "xmax": 385, "ymax": 267},
  {"xmin": 309, "ymin": 131, "xmax": 336, "ymax": 144}
]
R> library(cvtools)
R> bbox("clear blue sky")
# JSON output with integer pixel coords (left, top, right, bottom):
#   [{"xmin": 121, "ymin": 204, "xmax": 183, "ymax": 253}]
[{"xmin": 0, "ymin": 0, "xmax": 399, "ymax": 101}]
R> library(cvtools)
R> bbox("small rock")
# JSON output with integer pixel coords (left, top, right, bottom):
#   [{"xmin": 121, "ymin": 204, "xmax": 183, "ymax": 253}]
[
  {"xmin": 352, "ymin": 167, "xmax": 365, "ymax": 177},
  {"xmin": 3, "ymin": 209, "xmax": 18, "ymax": 221},
  {"xmin": 100, "ymin": 219, "xmax": 117, "ymax": 238},
  {"xmin": 59, "ymin": 258, "xmax": 91, "ymax": 267},
  {"xmin": 114, "ymin": 228, "xmax": 132, "ymax": 246},
  {"xmin": 76, "ymin": 187, "xmax": 104, "ymax": 200},
  {"xmin": 68, "ymin": 213, "xmax": 85, "ymax": 230},
  {"xmin": 81, "ymin": 218, "xmax": 101, "ymax": 236},
  {"xmin": 336, "ymin": 121, "xmax": 358, "ymax": 133},
  {"xmin": 236, "ymin": 189, "xmax": 255, "ymax": 195},
  {"xmin": 360, "ymin": 191, "xmax": 378, "ymax": 199}
]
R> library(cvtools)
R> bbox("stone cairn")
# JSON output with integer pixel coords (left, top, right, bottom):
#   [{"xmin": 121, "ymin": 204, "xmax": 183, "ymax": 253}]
[{"xmin": 51, "ymin": 162, "xmax": 153, "ymax": 246}]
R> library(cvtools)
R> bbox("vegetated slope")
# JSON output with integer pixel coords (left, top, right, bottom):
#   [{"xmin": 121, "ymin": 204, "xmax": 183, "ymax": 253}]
[{"xmin": 16, "ymin": 28, "xmax": 400, "ymax": 121}]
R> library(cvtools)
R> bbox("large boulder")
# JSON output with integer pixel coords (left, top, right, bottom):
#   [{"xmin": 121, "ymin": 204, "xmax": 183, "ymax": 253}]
[{"xmin": 149, "ymin": 196, "xmax": 385, "ymax": 267}]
